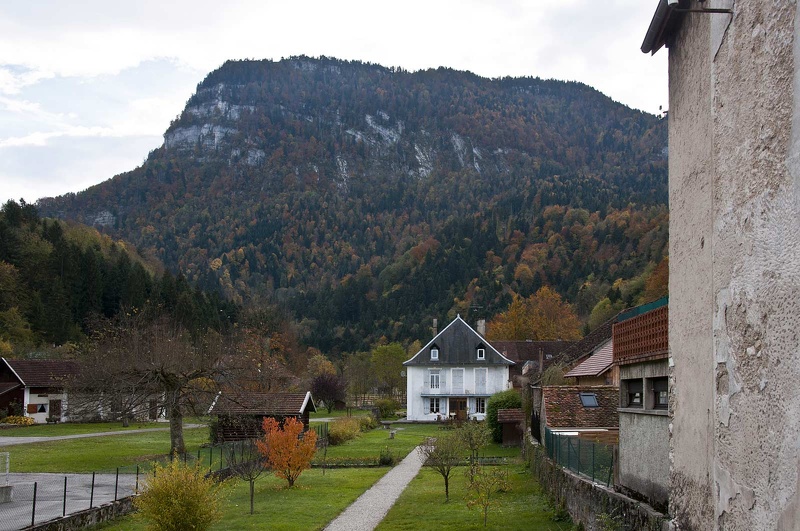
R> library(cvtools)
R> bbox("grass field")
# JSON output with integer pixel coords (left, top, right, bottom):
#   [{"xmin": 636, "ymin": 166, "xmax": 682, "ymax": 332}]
[
  {"xmin": 377, "ymin": 465, "xmax": 575, "ymax": 531},
  {"xmin": 0, "ymin": 421, "xmax": 167, "ymax": 437},
  {"xmin": 0, "ymin": 427, "xmax": 210, "ymax": 473},
  {"xmin": 93, "ymin": 467, "xmax": 390, "ymax": 531}
]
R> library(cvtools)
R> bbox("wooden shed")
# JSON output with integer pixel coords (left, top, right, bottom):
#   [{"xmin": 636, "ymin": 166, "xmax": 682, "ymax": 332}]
[
  {"xmin": 497, "ymin": 408, "xmax": 524, "ymax": 446},
  {"xmin": 208, "ymin": 391, "xmax": 316, "ymax": 442}
]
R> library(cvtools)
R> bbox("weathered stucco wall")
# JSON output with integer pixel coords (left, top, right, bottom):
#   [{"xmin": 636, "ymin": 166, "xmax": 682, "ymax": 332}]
[
  {"xmin": 669, "ymin": 1, "xmax": 800, "ymax": 529},
  {"xmin": 668, "ymin": 4, "xmax": 715, "ymax": 528},
  {"xmin": 619, "ymin": 411, "xmax": 670, "ymax": 509}
]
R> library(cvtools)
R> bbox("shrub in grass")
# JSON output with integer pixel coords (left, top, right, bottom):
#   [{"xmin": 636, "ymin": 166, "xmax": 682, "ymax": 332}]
[
  {"xmin": 328, "ymin": 417, "xmax": 361, "ymax": 445},
  {"xmin": 4, "ymin": 416, "xmax": 34, "ymax": 426},
  {"xmin": 375, "ymin": 398, "xmax": 399, "ymax": 418},
  {"xmin": 135, "ymin": 457, "xmax": 225, "ymax": 531},
  {"xmin": 486, "ymin": 389, "xmax": 522, "ymax": 443},
  {"xmin": 379, "ymin": 446, "xmax": 396, "ymax": 466},
  {"xmin": 359, "ymin": 414, "xmax": 378, "ymax": 431}
]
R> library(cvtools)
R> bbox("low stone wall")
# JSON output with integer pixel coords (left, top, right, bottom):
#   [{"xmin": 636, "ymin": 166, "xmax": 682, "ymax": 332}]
[
  {"xmin": 530, "ymin": 442, "xmax": 672, "ymax": 531},
  {"xmin": 22, "ymin": 497, "xmax": 135, "ymax": 531}
]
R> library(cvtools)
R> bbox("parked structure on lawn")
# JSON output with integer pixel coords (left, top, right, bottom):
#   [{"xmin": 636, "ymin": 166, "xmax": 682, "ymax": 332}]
[
  {"xmin": 403, "ymin": 315, "xmax": 513, "ymax": 421},
  {"xmin": 208, "ymin": 391, "xmax": 316, "ymax": 441},
  {"xmin": 0, "ymin": 358, "xmax": 79, "ymax": 423}
]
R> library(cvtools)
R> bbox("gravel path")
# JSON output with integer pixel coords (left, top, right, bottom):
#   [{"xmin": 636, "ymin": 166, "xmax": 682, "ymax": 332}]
[{"xmin": 324, "ymin": 445, "xmax": 426, "ymax": 531}]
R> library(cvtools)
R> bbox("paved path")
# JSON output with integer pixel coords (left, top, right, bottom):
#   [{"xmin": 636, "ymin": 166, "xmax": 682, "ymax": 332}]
[
  {"xmin": 324, "ymin": 445, "xmax": 426, "ymax": 531},
  {"xmin": 0, "ymin": 424, "xmax": 204, "ymax": 447}
]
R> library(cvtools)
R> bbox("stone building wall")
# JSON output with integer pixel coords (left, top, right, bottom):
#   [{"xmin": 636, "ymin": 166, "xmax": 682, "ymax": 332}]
[{"xmin": 667, "ymin": 1, "xmax": 800, "ymax": 529}]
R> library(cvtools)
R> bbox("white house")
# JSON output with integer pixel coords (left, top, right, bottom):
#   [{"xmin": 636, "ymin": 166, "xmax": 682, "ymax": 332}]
[{"xmin": 403, "ymin": 315, "xmax": 514, "ymax": 421}]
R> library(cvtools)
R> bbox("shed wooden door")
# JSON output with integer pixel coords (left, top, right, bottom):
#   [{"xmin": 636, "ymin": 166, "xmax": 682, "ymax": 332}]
[{"xmin": 49, "ymin": 400, "xmax": 61, "ymax": 420}]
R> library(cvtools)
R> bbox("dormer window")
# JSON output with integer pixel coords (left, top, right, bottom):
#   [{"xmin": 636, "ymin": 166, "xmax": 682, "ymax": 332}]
[
  {"xmin": 430, "ymin": 346, "xmax": 439, "ymax": 361},
  {"xmin": 477, "ymin": 346, "xmax": 485, "ymax": 360}
]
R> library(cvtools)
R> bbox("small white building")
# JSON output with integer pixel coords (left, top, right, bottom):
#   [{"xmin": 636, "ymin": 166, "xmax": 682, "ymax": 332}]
[{"xmin": 403, "ymin": 315, "xmax": 514, "ymax": 421}]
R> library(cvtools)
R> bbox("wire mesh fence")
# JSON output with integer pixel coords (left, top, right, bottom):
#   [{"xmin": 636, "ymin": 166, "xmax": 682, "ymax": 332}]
[
  {"xmin": 544, "ymin": 428, "xmax": 615, "ymax": 486},
  {"xmin": 0, "ymin": 441, "xmax": 255, "ymax": 530}
]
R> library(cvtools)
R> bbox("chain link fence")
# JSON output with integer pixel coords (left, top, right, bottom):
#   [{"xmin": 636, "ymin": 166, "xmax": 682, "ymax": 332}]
[
  {"xmin": 0, "ymin": 441, "xmax": 252, "ymax": 530},
  {"xmin": 544, "ymin": 428, "xmax": 615, "ymax": 486}
]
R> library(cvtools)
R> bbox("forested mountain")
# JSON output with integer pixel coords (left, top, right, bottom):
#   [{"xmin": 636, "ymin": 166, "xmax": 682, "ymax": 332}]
[
  {"xmin": 0, "ymin": 200, "xmax": 236, "ymax": 353},
  {"xmin": 38, "ymin": 56, "xmax": 668, "ymax": 355}
]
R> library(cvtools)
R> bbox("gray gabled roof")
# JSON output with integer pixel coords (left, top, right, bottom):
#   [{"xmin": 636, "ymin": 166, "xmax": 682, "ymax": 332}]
[{"xmin": 403, "ymin": 315, "xmax": 514, "ymax": 366}]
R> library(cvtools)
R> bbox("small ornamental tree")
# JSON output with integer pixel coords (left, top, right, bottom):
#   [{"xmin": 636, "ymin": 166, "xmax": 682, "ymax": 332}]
[
  {"xmin": 486, "ymin": 390, "xmax": 522, "ymax": 443},
  {"xmin": 419, "ymin": 433, "xmax": 466, "ymax": 502},
  {"xmin": 466, "ymin": 465, "xmax": 511, "ymax": 527},
  {"xmin": 257, "ymin": 417, "xmax": 317, "ymax": 487},
  {"xmin": 456, "ymin": 421, "xmax": 491, "ymax": 481},
  {"xmin": 134, "ymin": 458, "xmax": 225, "ymax": 531},
  {"xmin": 311, "ymin": 373, "xmax": 347, "ymax": 413},
  {"xmin": 226, "ymin": 439, "xmax": 268, "ymax": 515}
]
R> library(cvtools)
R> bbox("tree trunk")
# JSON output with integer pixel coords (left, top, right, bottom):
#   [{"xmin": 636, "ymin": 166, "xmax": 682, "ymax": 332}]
[
  {"xmin": 122, "ymin": 416, "xmax": 130, "ymax": 428},
  {"xmin": 444, "ymin": 474, "xmax": 449, "ymax": 501},
  {"xmin": 250, "ymin": 479, "xmax": 255, "ymax": 514},
  {"xmin": 167, "ymin": 389, "xmax": 185, "ymax": 455}
]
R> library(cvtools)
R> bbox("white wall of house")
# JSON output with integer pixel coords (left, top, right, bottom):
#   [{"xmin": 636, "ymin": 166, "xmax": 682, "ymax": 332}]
[
  {"xmin": 23, "ymin": 388, "xmax": 67, "ymax": 424},
  {"xmin": 406, "ymin": 365, "xmax": 510, "ymax": 421}
]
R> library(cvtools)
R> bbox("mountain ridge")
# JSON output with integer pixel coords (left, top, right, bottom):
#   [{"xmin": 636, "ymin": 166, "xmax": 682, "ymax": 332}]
[{"xmin": 37, "ymin": 56, "xmax": 669, "ymax": 354}]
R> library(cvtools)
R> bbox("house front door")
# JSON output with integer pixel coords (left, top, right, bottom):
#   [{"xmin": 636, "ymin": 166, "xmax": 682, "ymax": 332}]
[{"xmin": 449, "ymin": 398, "xmax": 467, "ymax": 420}]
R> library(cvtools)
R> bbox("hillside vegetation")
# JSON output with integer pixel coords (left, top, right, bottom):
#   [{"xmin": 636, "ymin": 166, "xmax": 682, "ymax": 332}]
[{"xmin": 38, "ymin": 56, "xmax": 669, "ymax": 354}]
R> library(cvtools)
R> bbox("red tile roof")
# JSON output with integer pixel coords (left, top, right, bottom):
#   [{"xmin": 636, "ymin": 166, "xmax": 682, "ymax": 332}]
[
  {"xmin": 564, "ymin": 341, "xmax": 613, "ymax": 378},
  {"xmin": 209, "ymin": 391, "xmax": 316, "ymax": 416},
  {"xmin": 542, "ymin": 385, "xmax": 619, "ymax": 429},
  {"xmin": 4, "ymin": 359, "xmax": 79, "ymax": 387},
  {"xmin": 497, "ymin": 408, "xmax": 524, "ymax": 423}
]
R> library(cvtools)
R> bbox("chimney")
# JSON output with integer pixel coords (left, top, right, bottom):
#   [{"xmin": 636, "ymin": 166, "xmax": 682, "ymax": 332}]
[
  {"xmin": 432, "ymin": 318, "xmax": 438, "ymax": 336},
  {"xmin": 539, "ymin": 348, "xmax": 544, "ymax": 375},
  {"xmin": 477, "ymin": 319, "xmax": 486, "ymax": 336}
]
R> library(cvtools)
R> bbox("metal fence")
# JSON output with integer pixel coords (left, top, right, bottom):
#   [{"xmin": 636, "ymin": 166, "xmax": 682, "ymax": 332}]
[
  {"xmin": 544, "ymin": 428, "xmax": 615, "ymax": 487},
  {"xmin": 0, "ymin": 441, "xmax": 251, "ymax": 530}
]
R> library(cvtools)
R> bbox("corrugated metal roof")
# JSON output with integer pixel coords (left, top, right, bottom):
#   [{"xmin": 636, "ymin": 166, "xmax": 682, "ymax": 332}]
[{"xmin": 564, "ymin": 341, "xmax": 613, "ymax": 378}]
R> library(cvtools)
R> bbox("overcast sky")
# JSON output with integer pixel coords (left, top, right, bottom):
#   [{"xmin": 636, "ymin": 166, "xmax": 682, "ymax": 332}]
[{"xmin": 0, "ymin": 0, "xmax": 666, "ymax": 205}]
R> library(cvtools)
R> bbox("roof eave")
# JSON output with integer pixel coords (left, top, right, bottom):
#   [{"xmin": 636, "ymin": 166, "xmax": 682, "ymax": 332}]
[{"xmin": 641, "ymin": 0, "xmax": 686, "ymax": 55}]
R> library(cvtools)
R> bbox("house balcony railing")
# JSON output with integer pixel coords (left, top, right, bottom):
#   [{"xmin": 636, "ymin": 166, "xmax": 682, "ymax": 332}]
[{"xmin": 421, "ymin": 383, "xmax": 490, "ymax": 396}]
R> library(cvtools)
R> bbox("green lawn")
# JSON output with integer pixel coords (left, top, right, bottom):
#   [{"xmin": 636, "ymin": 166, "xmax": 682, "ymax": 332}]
[
  {"xmin": 377, "ymin": 465, "xmax": 575, "ymax": 531},
  {"xmin": 309, "ymin": 408, "xmax": 372, "ymax": 419},
  {"xmin": 93, "ymin": 467, "xmax": 389, "ymax": 531},
  {"xmin": 0, "ymin": 427, "xmax": 210, "ymax": 473},
  {"xmin": 0, "ymin": 421, "xmax": 167, "ymax": 437},
  {"xmin": 319, "ymin": 423, "xmax": 520, "ymax": 462}
]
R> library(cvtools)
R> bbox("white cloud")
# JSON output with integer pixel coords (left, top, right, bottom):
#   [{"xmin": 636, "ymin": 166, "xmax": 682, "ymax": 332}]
[{"xmin": 0, "ymin": 0, "xmax": 669, "ymax": 203}]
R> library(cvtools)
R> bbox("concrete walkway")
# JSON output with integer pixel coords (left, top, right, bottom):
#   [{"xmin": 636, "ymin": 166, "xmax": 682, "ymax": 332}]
[
  {"xmin": 0, "ymin": 424, "xmax": 204, "ymax": 447},
  {"xmin": 324, "ymin": 445, "xmax": 426, "ymax": 531}
]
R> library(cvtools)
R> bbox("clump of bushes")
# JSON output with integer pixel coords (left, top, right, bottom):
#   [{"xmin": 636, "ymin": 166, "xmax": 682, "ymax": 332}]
[
  {"xmin": 135, "ymin": 458, "xmax": 225, "ymax": 531},
  {"xmin": 359, "ymin": 414, "xmax": 378, "ymax": 431},
  {"xmin": 328, "ymin": 414, "xmax": 379, "ymax": 445},
  {"xmin": 329, "ymin": 417, "xmax": 361, "ymax": 445},
  {"xmin": 4, "ymin": 416, "xmax": 34, "ymax": 426},
  {"xmin": 375, "ymin": 398, "xmax": 400, "ymax": 418}
]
